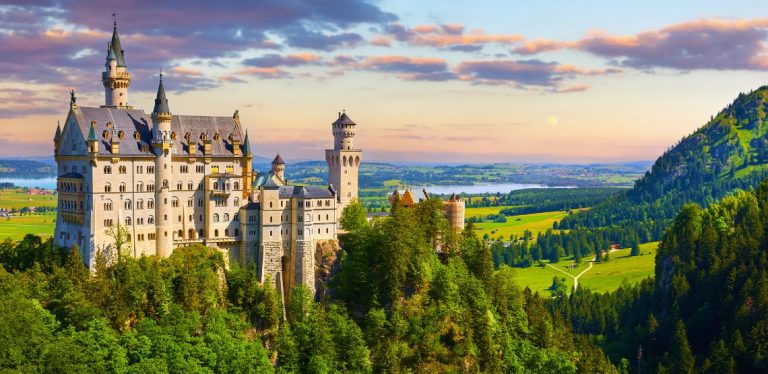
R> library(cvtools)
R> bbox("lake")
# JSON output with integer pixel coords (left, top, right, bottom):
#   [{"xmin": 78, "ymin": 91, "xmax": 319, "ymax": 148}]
[
  {"xmin": 417, "ymin": 183, "xmax": 575, "ymax": 195},
  {"xmin": 0, "ymin": 177, "xmax": 57, "ymax": 190}
]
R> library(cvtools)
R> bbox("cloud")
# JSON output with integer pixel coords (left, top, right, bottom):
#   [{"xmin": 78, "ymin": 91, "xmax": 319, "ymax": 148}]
[
  {"xmin": 360, "ymin": 55, "xmax": 457, "ymax": 81},
  {"xmin": 0, "ymin": 1, "xmax": 396, "ymax": 93},
  {"xmin": 280, "ymin": 27, "xmax": 365, "ymax": 51},
  {"xmin": 384, "ymin": 22, "xmax": 523, "ymax": 51},
  {"xmin": 513, "ymin": 18, "xmax": 768, "ymax": 71},
  {"xmin": 0, "ymin": 87, "xmax": 63, "ymax": 118},
  {"xmin": 456, "ymin": 59, "xmax": 618, "ymax": 88},
  {"xmin": 242, "ymin": 53, "xmax": 321, "ymax": 68}
]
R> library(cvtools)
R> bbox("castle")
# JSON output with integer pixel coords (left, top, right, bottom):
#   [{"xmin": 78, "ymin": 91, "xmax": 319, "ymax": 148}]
[{"xmin": 52, "ymin": 22, "xmax": 361, "ymax": 294}]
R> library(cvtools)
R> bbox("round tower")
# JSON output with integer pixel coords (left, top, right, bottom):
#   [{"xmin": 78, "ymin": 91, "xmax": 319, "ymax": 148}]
[
  {"xmin": 102, "ymin": 20, "xmax": 131, "ymax": 108},
  {"xmin": 151, "ymin": 74, "xmax": 173, "ymax": 257},
  {"xmin": 271, "ymin": 154, "xmax": 285, "ymax": 180},
  {"xmin": 325, "ymin": 111, "xmax": 362, "ymax": 213}
]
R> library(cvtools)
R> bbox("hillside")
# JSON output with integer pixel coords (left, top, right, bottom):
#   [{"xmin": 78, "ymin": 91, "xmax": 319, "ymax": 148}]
[
  {"xmin": 551, "ymin": 183, "xmax": 768, "ymax": 372},
  {"xmin": 560, "ymin": 85, "xmax": 768, "ymax": 241}
]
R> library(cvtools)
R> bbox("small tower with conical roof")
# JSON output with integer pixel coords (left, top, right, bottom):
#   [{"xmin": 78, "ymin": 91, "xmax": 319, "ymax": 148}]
[
  {"xmin": 272, "ymin": 153, "xmax": 285, "ymax": 181},
  {"xmin": 325, "ymin": 110, "xmax": 362, "ymax": 213},
  {"xmin": 151, "ymin": 73, "xmax": 174, "ymax": 258},
  {"xmin": 102, "ymin": 19, "xmax": 131, "ymax": 108}
]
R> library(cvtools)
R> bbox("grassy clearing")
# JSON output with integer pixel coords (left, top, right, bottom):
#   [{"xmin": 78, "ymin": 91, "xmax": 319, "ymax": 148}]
[
  {"xmin": 0, "ymin": 189, "xmax": 57, "ymax": 210},
  {"xmin": 0, "ymin": 212, "xmax": 56, "ymax": 241},
  {"xmin": 510, "ymin": 242, "xmax": 658, "ymax": 295},
  {"xmin": 474, "ymin": 210, "xmax": 568, "ymax": 239},
  {"xmin": 578, "ymin": 242, "xmax": 658, "ymax": 293}
]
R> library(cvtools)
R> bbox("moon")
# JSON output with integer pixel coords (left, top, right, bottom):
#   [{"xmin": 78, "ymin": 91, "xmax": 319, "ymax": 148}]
[{"xmin": 547, "ymin": 115, "xmax": 559, "ymax": 125}]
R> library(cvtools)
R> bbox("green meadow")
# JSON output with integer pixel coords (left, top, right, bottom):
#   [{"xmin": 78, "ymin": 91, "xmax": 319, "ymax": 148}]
[
  {"xmin": 0, "ymin": 212, "xmax": 56, "ymax": 241},
  {"xmin": 0, "ymin": 189, "xmax": 57, "ymax": 210},
  {"xmin": 473, "ymin": 210, "xmax": 569, "ymax": 239},
  {"xmin": 511, "ymin": 242, "xmax": 659, "ymax": 295},
  {"xmin": 578, "ymin": 242, "xmax": 658, "ymax": 293}
]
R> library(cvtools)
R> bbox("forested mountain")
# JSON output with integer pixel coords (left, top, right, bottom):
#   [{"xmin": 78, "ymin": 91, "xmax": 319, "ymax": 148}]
[
  {"xmin": 560, "ymin": 86, "xmax": 768, "ymax": 242},
  {"xmin": 550, "ymin": 182, "xmax": 768, "ymax": 372}
]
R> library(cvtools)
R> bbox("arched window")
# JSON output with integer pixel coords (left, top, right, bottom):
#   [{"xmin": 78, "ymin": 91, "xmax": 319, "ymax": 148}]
[
  {"xmin": 233, "ymin": 181, "xmax": 239, "ymax": 190},
  {"xmin": 137, "ymin": 199, "xmax": 143, "ymax": 209},
  {"xmin": 223, "ymin": 213, "xmax": 229, "ymax": 221},
  {"xmin": 213, "ymin": 213, "xmax": 220, "ymax": 222},
  {"xmin": 188, "ymin": 229, "xmax": 195, "ymax": 239},
  {"xmin": 213, "ymin": 181, "xmax": 219, "ymax": 190},
  {"xmin": 176, "ymin": 182, "xmax": 182, "ymax": 190},
  {"xmin": 214, "ymin": 229, "xmax": 219, "ymax": 237},
  {"xmin": 104, "ymin": 183, "xmax": 111, "ymax": 193},
  {"xmin": 103, "ymin": 201, "xmax": 112, "ymax": 211},
  {"xmin": 177, "ymin": 229, "xmax": 183, "ymax": 238},
  {"xmin": 125, "ymin": 216, "xmax": 132, "ymax": 226},
  {"xmin": 148, "ymin": 199, "xmax": 155, "ymax": 209},
  {"xmin": 104, "ymin": 165, "xmax": 112, "ymax": 174},
  {"xmin": 119, "ymin": 183, "xmax": 126, "ymax": 192},
  {"xmin": 171, "ymin": 197, "xmax": 179, "ymax": 207},
  {"xmin": 199, "ymin": 229, "xmax": 204, "ymax": 238},
  {"xmin": 162, "ymin": 179, "xmax": 168, "ymax": 188},
  {"xmin": 187, "ymin": 182, "xmax": 193, "ymax": 190},
  {"xmin": 233, "ymin": 197, "xmax": 239, "ymax": 206},
  {"xmin": 148, "ymin": 215, "xmax": 155, "ymax": 224},
  {"xmin": 136, "ymin": 182, "xmax": 143, "ymax": 192},
  {"xmin": 187, "ymin": 197, "xmax": 193, "ymax": 207},
  {"xmin": 224, "ymin": 228, "xmax": 229, "ymax": 236},
  {"xmin": 124, "ymin": 199, "xmax": 132, "ymax": 210}
]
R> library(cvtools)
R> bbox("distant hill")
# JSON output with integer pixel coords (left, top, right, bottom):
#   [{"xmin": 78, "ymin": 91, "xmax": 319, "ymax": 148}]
[
  {"xmin": 560, "ymin": 85, "xmax": 768, "ymax": 240},
  {"xmin": 250, "ymin": 160, "xmax": 649, "ymax": 189},
  {"xmin": 0, "ymin": 159, "xmax": 55, "ymax": 178}
]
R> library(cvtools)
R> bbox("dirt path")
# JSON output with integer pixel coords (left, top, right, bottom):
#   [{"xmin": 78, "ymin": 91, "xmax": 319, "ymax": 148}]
[{"xmin": 545, "ymin": 261, "xmax": 594, "ymax": 291}]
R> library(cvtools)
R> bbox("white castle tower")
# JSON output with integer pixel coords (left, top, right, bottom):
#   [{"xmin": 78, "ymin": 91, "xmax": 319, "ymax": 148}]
[
  {"xmin": 151, "ymin": 74, "xmax": 173, "ymax": 257},
  {"xmin": 325, "ymin": 111, "xmax": 362, "ymax": 213},
  {"xmin": 101, "ymin": 20, "xmax": 131, "ymax": 108}
]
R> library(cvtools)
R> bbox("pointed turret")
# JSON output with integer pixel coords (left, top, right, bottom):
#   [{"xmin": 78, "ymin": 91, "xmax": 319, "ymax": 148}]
[
  {"xmin": 152, "ymin": 74, "xmax": 171, "ymax": 115},
  {"xmin": 53, "ymin": 121, "xmax": 61, "ymax": 142},
  {"xmin": 87, "ymin": 122, "xmax": 96, "ymax": 141},
  {"xmin": 243, "ymin": 130, "xmax": 252, "ymax": 156},
  {"xmin": 102, "ymin": 19, "xmax": 131, "ymax": 108},
  {"xmin": 272, "ymin": 153, "xmax": 285, "ymax": 180},
  {"xmin": 110, "ymin": 20, "xmax": 127, "ymax": 67}
]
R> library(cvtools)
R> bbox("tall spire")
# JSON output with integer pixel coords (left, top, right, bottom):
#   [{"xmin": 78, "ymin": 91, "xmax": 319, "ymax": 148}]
[
  {"xmin": 152, "ymin": 72, "xmax": 170, "ymax": 115},
  {"xmin": 87, "ymin": 121, "xmax": 97, "ymax": 141},
  {"xmin": 110, "ymin": 17, "xmax": 127, "ymax": 67},
  {"xmin": 53, "ymin": 121, "xmax": 62, "ymax": 142},
  {"xmin": 243, "ymin": 129, "xmax": 252, "ymax": 155}
]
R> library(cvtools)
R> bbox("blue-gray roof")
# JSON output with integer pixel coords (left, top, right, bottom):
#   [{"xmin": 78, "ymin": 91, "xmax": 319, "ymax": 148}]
[
  {"xmin": 110, "ymin": 25, "xmax": 127, "ymax": 67},
  {"xmin": 333, "ymin": 112, "xmax": 355, "ymax": 126},
  {"xmin": 278, "ymin": 185, "xmax": 335, "ymax": 199},
  {"xmin": 152, "ymin": 78, "xmax": 170, "ymax": 114},
  {"xmin": 73, "ymin": 106, "xmax": 245, "ymax": 157}
]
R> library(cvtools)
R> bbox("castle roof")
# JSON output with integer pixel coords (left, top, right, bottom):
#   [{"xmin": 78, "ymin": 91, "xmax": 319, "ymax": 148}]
[
  {"xmin": 110, "ymin": 22, "xmax": 127, "ymax": 67},
  {"xmin": 243, "ymin": 130, "xmax": 252, "ymax": 155},
  {"xmin": 152, "ymin": 76, "xmax": 170, "ymax": 114},
  {"xmin": 272, "ymin": 153, "xmax": 285, "ymax": 165},
  {"xmin": 278, "ymin": 185, "xmax": 335, "ymax": 199},
  {"xmin": 70, "ymin": 106, "xmax": 244, "ymax": 157},
  {"xmin": 54, "ymin": 122, "xmax": 61, "ymax": 142},
  {"xmin": 333, "ymin": 112, "xmax": 356, "ymax": 126}
]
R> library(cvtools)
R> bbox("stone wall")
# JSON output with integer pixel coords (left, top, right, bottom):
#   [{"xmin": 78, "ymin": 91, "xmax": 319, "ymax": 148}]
[
  {"xmin": 296, "ymin": 240, "xmax": 316, "ymax": 293},
  {"xmin": 260, "ymin": 240, "xmax": 285, "ymax": 283}
]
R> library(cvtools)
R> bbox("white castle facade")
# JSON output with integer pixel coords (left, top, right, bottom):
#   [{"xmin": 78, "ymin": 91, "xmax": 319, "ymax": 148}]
[{"xmin": 53, "ymin": 23, "xmax": 361, "ymax": 293}]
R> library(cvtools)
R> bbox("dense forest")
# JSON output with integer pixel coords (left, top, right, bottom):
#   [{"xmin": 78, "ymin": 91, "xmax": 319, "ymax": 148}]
[
  {"xmin": 549, "ymin": 182, "xmax": 768, "ymax": 372},
  {"xmin": 0, "ymin": 198, "xmax": 616, "ymax": 373}
]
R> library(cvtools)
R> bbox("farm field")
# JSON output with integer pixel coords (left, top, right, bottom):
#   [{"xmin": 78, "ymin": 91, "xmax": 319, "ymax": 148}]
[
  {"xmin": 464, "ymin": 205, "xmax": 518, "ymax": 219},
  {"xmin": 473, "ymin": 210, "xmax": 570, "ymax": 239},
  {"xmin": 0, "ymin": 189, "xmax": 57, "ymax": 210},
  {"xmin": 578, "ymin": 242, "xmax": 658, "ymax": 293},
  {"xmin": 0, "ymin": 212, "xmax": 56, "ymax": 241}
]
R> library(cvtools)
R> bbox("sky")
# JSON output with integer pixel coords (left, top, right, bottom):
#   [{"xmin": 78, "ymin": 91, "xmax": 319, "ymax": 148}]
[{"xmin": 3, "ymin": 1, "xmax": 768, "ymax": 163}]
